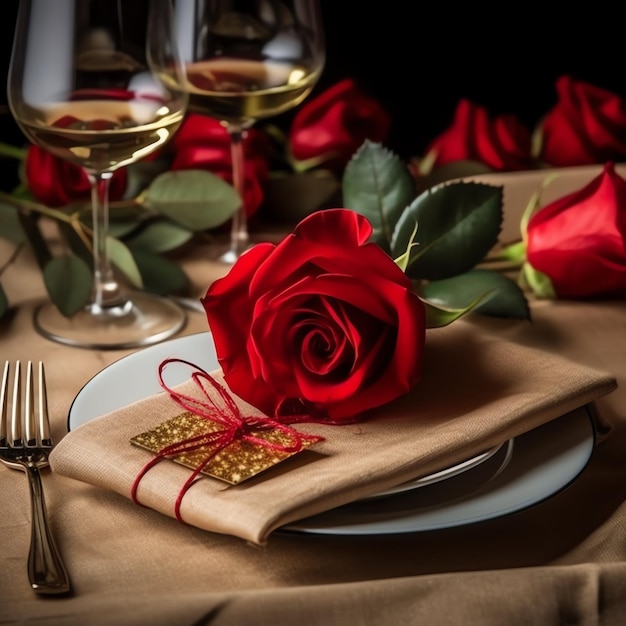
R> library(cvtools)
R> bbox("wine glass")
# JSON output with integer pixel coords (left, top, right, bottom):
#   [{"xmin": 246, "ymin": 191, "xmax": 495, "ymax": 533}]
[
  {"xmin": 7, "ymin": 0, "xmax": 188, "ymax": 349},
  {"xmin": 173, "ymin": 0, "xmax": 325, "ymax": 263}
]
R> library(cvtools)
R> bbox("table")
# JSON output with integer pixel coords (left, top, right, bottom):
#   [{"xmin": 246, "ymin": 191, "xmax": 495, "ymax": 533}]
[{"xmin": 2, "ymin": 176, "xmax": 626, "ymax": 625}]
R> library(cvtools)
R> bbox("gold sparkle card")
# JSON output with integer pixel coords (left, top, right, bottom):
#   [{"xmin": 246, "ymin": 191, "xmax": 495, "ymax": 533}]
[{"xmin": 130, "ymin": 412, "xmax": 321, "ymax": 485}]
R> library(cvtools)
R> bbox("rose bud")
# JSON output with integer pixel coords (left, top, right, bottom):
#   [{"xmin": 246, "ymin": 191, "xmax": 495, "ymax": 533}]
[
  {"xmin": 526, "ymin": 162, "xmax": 626, "ymax": 298},
  {"xmin": 538, "ymin": 75, "xmax": 626, "ymax": 167},
  {"xmin": 289, "ymin": 78, "xmax": 391, "ymax": 171},
  {"xmin": 424, "ymin": 99, "xmax": 534, "ymax": 171},
  {"xmin": 202, "ymin": 208, "xmax": 426, "ymax": 422}
]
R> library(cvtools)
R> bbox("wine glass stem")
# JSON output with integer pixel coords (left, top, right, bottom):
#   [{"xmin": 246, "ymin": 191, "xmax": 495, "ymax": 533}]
[
  {"xmin": 227, "ymin": 125, "xmax": 248, "ymax": 258},
  {"xmin": 87, "ymin": 172, "xmax": 131, "ymax": 316}
]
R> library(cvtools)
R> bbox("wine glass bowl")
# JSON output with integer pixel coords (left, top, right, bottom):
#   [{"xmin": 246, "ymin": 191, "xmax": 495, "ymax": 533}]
[
  {"xmin": 8, "ymin": 0, "xmax": 189, "ymax": 349},
  {"xmin": 174, "ymin": 0, "xmax": 325, "ymax": 263}
]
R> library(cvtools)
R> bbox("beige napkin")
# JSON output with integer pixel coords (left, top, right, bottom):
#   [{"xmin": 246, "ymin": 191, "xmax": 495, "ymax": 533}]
[{"xmin": 49, "ymin": 321, "xmax": 617, "ymax": 545}]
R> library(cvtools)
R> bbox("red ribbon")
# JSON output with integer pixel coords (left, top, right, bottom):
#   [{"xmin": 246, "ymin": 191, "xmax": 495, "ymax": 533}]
[{"xmin": 130, "ymin": 358, "xmax": 323, "ymax": 522}]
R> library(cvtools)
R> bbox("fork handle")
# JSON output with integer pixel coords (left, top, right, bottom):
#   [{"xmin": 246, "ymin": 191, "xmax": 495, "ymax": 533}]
[{"xmin": 26, "ymin": 465, "xmax": 71, "ymax": 594}]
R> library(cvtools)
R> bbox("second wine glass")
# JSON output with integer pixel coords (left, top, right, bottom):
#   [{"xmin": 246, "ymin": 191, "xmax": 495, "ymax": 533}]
[
  {"xmin": 8, "ymin": 0, "xmax": 188, "ymax": 349},
  {"xmin": 174, "ymin": 0, "xmax": 326, "ymax": 263}
]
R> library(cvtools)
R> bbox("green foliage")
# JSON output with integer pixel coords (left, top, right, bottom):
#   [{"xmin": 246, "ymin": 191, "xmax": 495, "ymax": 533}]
[
  {"xmin": 43, "ymin": 255, "xmax": 92, "ymax": 318},
  {"xmin": 0, "ymin": 164, "xmax": 244, "ymax": 319},
  {"xmin": 124, "ymin": 219, "xmax": 193, "ymax": 253},
  {"xmin": 107, "ymin": 237, "xmax": 143, "ymax": 289},
  {"xmin": 131, "ymin": 248, "xmax": 190, "ymax": 296},
  {"xmin": 392, "ymin": 182, "xmax": 503, "ymax": 280},
  {"xmin": 342, "ymin": 141, "xmax": 415, "ymax": 254},
  {"xmin": 142, "ymin": 170, "xmax": 240, "ymax": 231},
  {"xmin": 0, "ymin": 202, "xmax": 26, "ymax": 243},
  {"xmin": 421, "ymin": 290, "xmax": 495, "ymax": 328},
  {"xmin": 424, "ymin": 269, "xmax": 531, "ymax": 320},
  {"xmin": 342, "ymin": 142, "xmax": 530, "ymax": 325}
]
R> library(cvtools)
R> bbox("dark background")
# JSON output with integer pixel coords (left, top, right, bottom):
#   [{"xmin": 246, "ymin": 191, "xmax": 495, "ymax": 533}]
[{"xmin": 1, "ymin": 1, "xmax": 624, "ymax": 179}]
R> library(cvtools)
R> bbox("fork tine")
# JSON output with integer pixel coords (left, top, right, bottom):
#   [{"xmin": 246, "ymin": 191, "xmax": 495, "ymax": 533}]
[
  {"xmin": 25, "ymin": 361, "xmax": 37, "ymax": 448},
  {"xmin": 0, "ymin": 361, "xmax": 8, "ymax": 445},
  {"xmin": 10, "ymin": 360, "xmax": 22, "ymax": 447},
  {"xmin": 37, "ymin": 362, "xmax": 51, "ymax": 447}
]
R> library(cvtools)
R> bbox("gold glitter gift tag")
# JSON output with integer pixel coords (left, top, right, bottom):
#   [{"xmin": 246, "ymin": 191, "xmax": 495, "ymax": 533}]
[{"xmin": 130, "ymin": 412, "xmax": 321, "ymax": 485}]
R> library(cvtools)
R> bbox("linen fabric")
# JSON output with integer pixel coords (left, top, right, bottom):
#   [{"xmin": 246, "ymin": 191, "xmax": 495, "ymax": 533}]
[{"xmin": 48, "ymin": 320, "xmax": 615, "ymax": 545}]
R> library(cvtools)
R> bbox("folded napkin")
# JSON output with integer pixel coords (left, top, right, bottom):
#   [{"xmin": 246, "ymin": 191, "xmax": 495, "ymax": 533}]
[{"xmin": 50, "ymin": 321, "xmax": 616, "ymax": 545}]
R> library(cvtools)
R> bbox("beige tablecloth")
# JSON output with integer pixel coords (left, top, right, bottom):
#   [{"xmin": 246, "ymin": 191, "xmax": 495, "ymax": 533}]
[{"xmin": 2, "ymin": 202, "xmax": 626, "ymax": 623}]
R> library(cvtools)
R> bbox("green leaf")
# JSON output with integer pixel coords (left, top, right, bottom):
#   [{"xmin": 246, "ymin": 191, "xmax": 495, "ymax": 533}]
[
  {"xmin": 0, "ymin": 202, "xmax": 26, "ymax": 243},
  {"xmin": 125, "ymin": 218, "xmax": 193, "ymax": 252},
  {"xmin": 392, "ymin": 181, "xmax": 503, "ymax": 281},
  {"xmin": 131, "ymin": 248, "xmax": 190, "ymax": 296},
  {"xmin": 424, "ymin": 269, "xmax": 531, "ymax": 320},
  {"xmin": 43, "ymin": 255, "xmax": 92, "ymax": 318},
  {"xmin": 56, "ymin": 221, "xmax": 93, "ymax": 268},
  {"xmin": 17, "ymin": 212, "xmax": 52, "ymax": 270},
  {"xmin": 0, "ymin": 283, "xmax": 8, "ymax": 320},
  {"xmin": 143, "ymin": 170, "xmax": 240, "ymax": 231},
  {"xmin": 342, "ymin": 141, "xmax": 415, "ymax": 253},
  {"xmin": 107, "ymin": 237, "xmax": 143, "ymax": 288},
  {"xmin": 421, "ymin": 289, "xmax": 494, "ymax": 328},
  {"xmin": 109, "ymin": 220, "xmax": 142, "ymax": 239},
  {"xmin": 521, "ymin": 261, "xmax": 556, "ymax": 299}
]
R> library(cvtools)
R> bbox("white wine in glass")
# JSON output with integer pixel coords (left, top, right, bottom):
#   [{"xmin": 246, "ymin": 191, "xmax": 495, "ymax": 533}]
[
  {"xmin": 174, "ymin": 0, "xmax": 325, "ymax": 263},
  {"xmin": 8, "ymin": 0, "xmax": 188, "ymax": 349}
]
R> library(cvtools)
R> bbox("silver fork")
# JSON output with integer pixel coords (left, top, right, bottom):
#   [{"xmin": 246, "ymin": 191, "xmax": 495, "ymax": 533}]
[{"xmin": 0, "ymin": 360, "xmax": 71, "ymax": 595}]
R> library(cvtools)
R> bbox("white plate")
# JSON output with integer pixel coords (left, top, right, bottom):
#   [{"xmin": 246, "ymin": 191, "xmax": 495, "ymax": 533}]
[
  {"xmin": 284, "ymin": 407, "xmax": 593, "ymax": 535},
  {"xmin": 68, "ymin": 332, "xmax": 595, "ymax": 535}
]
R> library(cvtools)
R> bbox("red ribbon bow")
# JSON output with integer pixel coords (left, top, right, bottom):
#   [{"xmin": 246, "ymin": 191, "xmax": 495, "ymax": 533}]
[{"xmin": 130, "ymin": 358, "xmax": 322, "ymax": 522}]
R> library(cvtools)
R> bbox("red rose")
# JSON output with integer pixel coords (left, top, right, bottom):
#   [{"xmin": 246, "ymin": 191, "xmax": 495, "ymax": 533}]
[
  {"xmin": 289, "ymin": 78, "xmax": 391, "ymax": 170},
  {"xmin": 25, "ymin": 145, "xmax": 128, "ymax": 207},
  {"xmin": 539, "ymin": 76, "xmax": 626, "ymax": 167},
  {"xmin": 424, "ymin": 99, "xmax": 534, "ymax": 171},
  {"xmin": 526, "ymin": 162, "xmax": 626, "ymax": 298},
  {"xmin": 201, "ymin": 208, "xmax": 426, "ymax": 421},
  {"xmin": 169, "ymin": 113, "xmax": 269, "ymax": 217}
]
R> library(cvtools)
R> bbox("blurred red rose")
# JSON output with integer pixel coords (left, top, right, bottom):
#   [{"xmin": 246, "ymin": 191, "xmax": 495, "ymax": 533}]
[
  {"xmin": 424, "ymin": 99, "xmax": 534, "ymax": 171},
  {"xmin": 169, "ymin": 113, "xmax": 270, "ymax": 217},
  {"xmin": 526, "ymin": 162, "xmax": 626, "ymax": 298},
  {"xmin": 538, "ymin": 76, "xmax": 626, "ymax": 167},
  {"xmin": 289, "ymin": 78, "xmax": 391, "ymax": 170},
  {"xmin": 25, "ymin": 145, "xmax": 128, "ymax": 207},
  {"xmin": 201, "ymin": 208, "xmax": 425, "ymax": 422}
]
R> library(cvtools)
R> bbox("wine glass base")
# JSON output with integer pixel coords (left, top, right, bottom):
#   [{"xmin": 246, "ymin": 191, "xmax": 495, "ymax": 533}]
[{"xmin": 33, "ymin": 292, "xmax": 187, "ymax": 350}]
